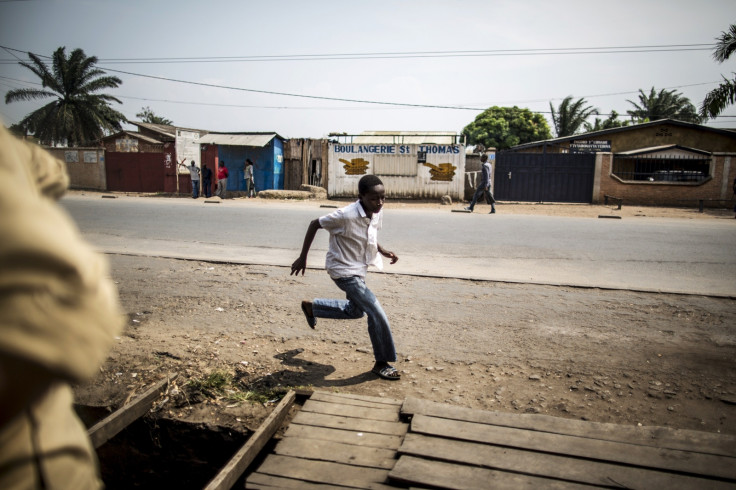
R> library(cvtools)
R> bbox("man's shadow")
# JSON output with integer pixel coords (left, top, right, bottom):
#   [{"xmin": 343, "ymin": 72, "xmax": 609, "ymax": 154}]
[{"xmin": 244, "ymin": 349, "xmax": 374, "ymax": 392}]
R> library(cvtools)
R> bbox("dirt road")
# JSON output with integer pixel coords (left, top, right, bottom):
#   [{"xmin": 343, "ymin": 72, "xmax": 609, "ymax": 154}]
[{"xmin": 75, "ymin": 247, "xmax": 736, "ymax": 436}]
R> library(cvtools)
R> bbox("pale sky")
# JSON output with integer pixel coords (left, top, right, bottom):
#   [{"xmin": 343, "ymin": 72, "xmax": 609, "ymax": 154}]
[{"xmin": 1, "ymin": 0, "xmax": 735, "ymax": 139}]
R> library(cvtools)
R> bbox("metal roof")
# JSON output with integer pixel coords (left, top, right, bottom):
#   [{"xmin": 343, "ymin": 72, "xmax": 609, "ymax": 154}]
[
  {"xmin": 99, "ymin": 130, "xmax": 162, "ymax": 144},
  {"xmin": 199, "ymin": 133, "xmax": 279, "ymax": 147},
  {"xmin": 615, "ymin": 144, "xmax": 711, "ymax": 156},
  {"xmin": 346, "ymin": 131, "xmax": 462, "ymax": 145},
  {"xmin": 508, "ymin": 119, "xmax": 736, "ymax": 151},
  {"xmin": 130, "ymin": 121, "xmax": 208, "ymax": 138},
  {"xmin": 130, "ymin": 122, "xmax": 177, "ymax": 138}
]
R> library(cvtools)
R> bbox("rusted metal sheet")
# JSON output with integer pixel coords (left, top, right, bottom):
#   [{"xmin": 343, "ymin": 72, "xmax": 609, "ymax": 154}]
[
  {"xmin": 327, "ymin": 143, "xmax": 465, "ymax": 199},
  {"xmin": 283, "ymin": 138, "xmax": 329, "ymax": 190},
  {"xmin": 105, "ymin": 152, "xmax": 166, "ymax": 193}
]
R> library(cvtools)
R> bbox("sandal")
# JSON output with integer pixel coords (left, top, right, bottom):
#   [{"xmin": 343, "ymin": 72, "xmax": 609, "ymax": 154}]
[
  {"xmin": 301, "ymin": 301, "xmax": 316, "ymax": 329},
  {"xmin": 372, "ymin": 365, "xmax": 400, "ymax": 381}
]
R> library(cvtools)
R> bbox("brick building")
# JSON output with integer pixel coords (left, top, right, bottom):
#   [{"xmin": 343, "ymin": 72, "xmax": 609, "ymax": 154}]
[{"xmin": 502, "ymin": 119, "xmax": 736, "ymax": 207}]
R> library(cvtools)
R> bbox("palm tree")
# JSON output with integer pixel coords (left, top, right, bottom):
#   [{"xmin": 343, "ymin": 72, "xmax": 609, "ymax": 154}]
[
  {"xmin": 586, "ymin": 110, "xmax": 630, "ymax": 132},
  {"xmin": 5, "ymin": 47, "xmax": 126, "ymax": 146},
  {"xmin": 549, "ymin": 96, "xmax": 598, "ymax": 137},
  {"xmin": 136, "ymin": 106, "xmax": 174, "ymax": 125},
  {"xmin": 700, "ymin": 23, "xmax": 736, "ymax": 119},
  {"xmin": 626, "ymin": 87, "xmax": 701, "ymax": 124}
]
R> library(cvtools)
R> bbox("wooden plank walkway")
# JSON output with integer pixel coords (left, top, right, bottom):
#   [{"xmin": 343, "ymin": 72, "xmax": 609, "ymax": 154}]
[
  {"xmin": 245, "ymin": 391, "xmax": 736, "ymax": 489},
  {"xmin": 246, "ymin": 391, "xmax": 407, "ymax": 489}
]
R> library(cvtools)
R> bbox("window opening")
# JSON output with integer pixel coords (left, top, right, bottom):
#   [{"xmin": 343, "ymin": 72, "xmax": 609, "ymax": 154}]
[{"xmin": 612, "ymin": 154, "xmax": 710, "ymax": 182}]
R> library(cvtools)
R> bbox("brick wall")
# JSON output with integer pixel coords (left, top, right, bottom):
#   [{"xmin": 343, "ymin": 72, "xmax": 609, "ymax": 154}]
[{"xmin": 45, "ymin": 147, "xmax": 106, "ymax": 191}]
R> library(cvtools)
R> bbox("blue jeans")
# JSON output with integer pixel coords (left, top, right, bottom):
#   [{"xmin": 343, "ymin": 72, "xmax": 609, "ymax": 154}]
[
  {"xmin": 312, "ymin": 276, "xmax": 397, "ymax": 363},
  {"xmin": 192, "ymin": 180, "xmax": 199, "ymax": 198}
]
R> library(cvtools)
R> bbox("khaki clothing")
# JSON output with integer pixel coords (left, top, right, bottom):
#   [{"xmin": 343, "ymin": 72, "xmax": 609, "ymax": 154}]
[
  {"xmin": 0, "ymin": 384, "xmax": 102, "ymax": 490},
  {"xmin": 0, "ymin": 125, "xmax": 124, "ymax": 489}
]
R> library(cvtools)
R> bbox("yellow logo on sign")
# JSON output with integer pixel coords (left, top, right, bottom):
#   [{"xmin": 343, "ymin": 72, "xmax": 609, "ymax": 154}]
[
  {"xmin": 423, "ymin": 162, "xmax": 456, "ymax": 181},
  {"xmin": 340, "ymin": 158, "xmax": 370, "ymax": 175}
]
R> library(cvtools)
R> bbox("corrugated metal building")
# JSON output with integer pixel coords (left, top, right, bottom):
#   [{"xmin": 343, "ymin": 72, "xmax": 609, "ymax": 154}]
[
  {"xmin": 125, "ymin": 122, "xmax": 208, "ymax": 194},
  {"xmin": 283, "ymin": 138, "xmax": 329, "ymax": 190},
  {"xmin": 199, "ymin": 132, "xmax": 286, "ymax": 193},
  {"xmin": 97, "ymin": 128, "xmax": 178, "ymax": 193},
  {"xmin": 327, "ymin": 132, "xmax": 466, "ymax": 199}
]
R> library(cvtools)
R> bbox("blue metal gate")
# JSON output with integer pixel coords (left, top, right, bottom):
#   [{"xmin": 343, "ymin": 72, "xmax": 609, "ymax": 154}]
[{"xmin": 494, "ymin": 152, "xmax": 596, "ymax": 203}]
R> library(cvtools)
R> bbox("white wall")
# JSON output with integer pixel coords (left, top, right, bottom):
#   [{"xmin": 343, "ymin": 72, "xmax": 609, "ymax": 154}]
[{"xmin": 327, "ymin": 143, "xmax": 465, "ymax": 199}]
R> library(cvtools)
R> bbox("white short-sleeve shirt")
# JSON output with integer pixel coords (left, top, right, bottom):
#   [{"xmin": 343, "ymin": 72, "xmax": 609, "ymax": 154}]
[{"xmin": 319, "ymin": 200, "xmax": 383, "ymax": 279}]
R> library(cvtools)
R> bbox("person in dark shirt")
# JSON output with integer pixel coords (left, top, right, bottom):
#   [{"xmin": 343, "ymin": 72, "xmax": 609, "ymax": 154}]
[{"xmin": 201, "ymin": 164, "xmax": 213, "ymax": 198}]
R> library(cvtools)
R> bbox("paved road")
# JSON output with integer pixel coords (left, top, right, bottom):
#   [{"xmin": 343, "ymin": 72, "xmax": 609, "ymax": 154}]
[{"xmin": 60, "ymin": 195, "xmax": 736, "ymax": 297}]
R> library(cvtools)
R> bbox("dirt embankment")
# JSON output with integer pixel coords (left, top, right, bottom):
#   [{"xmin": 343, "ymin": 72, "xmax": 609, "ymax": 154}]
[{"xmin": 74, "ymin": 251, "xmax": 736, "ymax": 436}]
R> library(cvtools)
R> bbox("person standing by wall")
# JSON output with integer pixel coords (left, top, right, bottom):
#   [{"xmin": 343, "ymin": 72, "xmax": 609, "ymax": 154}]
[
  {"xmin": 464, "ymin": 154, "xmax": 496, "ymax": 214},
  {"xmin": 245, "ymin": 158, "xmax": 255, "ymax": 198},
  {"xmin": 216, "ymin": 161, "xmax": 229, "ymax": 198},
  {"xmin": 179, "ymin": 160, "xmax": 200, "ymax": 199},
  {"xmin": 201, "ymin": 163, "xmax": 213, "ymax": 198}
]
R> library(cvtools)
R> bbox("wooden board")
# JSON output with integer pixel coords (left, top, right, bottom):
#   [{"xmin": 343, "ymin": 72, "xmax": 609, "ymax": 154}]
[
  {"xmin": 410, "ymin": 414, "xmax": 736, "ymax": 480},
  {"xmin": 302, "ymin": 399, "xmax": 400, "ymax": 422},
  {"xmin": 247, "ymin": 472, "xmax": 356, "ymax": 489},
  {"xmin": 204, "ymin": 391, "xmax": 296, "ymax": 490},
  {"xmin": 389, "ymin": 456, "xmax": 593, "ymax": 490},
  {"xmin": 246, "ymin": 391, "xmax": 408, "ymax": 489},
  {"xmin": 310, "ymin": 391, "xmax": 402, "ymax": 408},
  {"xmin": 87, "ymin": 374, "xmax": 177, "ymax": 448},
  {"xmin": 291, "ymin": 410, "xmax": 408, "ymax": 436},
  {"xmin": 398, "ymin": 432, "xmax": 735, "ymax": 490},
  {"xmin": 254, "ymin": 454, "xmax": 395, "ymax": 490},
  {"xmin": 283, "ymin": 424, "xmax": 404, "ymax": 450},
  {"xmin": 402, "ymin": 397, "xmax": 736, "ymax": 457},
  {"xmin": 275, "ymin": 437, "xmax": 397, "ymax": 469},
  {"xmin": 245, "ymin": 392, "xmax": 736, "ymax": 489}
]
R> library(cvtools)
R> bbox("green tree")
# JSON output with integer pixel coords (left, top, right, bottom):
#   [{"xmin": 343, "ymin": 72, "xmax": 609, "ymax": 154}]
[
  {"xmin": 136, "ymin": 106, "xmax": 173, "ymax": 125},
  {"xmin": 462, "ymin": 106, "xmax": 552, "ymax": 150},
  {"xmin": 586, "ymin": 110, "xmax": 630, "ymax": 132},
  {"xmin": 700, "ymin": 23, "xmax": 736, "ymax": 119},
  {"xmin": 626, "ymin": 87, "xmax": 701, "ymax": 124},
  {"xmin": 4, "ymin": 47, "xmax": 126, "ymax": 146},
  {"xmin": 549, "ymin": 96, "xmax": 598, "ymax": 137}
]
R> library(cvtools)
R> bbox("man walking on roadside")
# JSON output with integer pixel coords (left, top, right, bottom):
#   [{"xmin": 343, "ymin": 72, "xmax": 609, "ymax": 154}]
[{"xmin": 465, "ymin": 154, "xmax": 496, "ymax": 214}]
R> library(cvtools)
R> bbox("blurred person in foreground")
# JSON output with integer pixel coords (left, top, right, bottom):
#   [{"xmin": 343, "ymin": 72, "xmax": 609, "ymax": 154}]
[{"xmin": 0, "ymin": 124, "xmax": 124, "ymax": 489}]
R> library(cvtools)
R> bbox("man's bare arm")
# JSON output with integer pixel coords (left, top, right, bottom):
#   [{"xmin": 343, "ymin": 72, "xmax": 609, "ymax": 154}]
[{"xmin": 291, "ymin": 219, "xmax": 322, "ymax": 275}]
